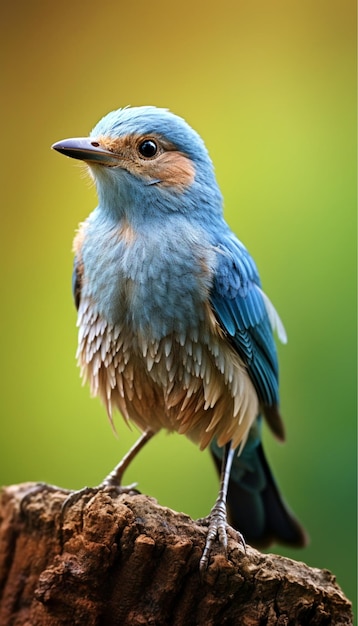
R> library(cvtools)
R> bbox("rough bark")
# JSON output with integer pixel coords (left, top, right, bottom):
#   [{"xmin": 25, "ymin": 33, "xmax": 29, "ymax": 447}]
[{"xmin": 0, "ymin": 483, "xmax": 352, "ymax": 626}]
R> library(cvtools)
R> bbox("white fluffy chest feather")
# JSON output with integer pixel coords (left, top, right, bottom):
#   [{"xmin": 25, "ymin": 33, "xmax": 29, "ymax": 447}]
[{"xmin": 76, "ymin": 295, "xmax": 259, "ymax": 451}]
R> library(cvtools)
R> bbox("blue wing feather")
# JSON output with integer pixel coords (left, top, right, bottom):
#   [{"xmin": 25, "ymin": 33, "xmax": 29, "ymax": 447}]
[{"xmin": 211, "ymin": 236, "xmax": 280, "ymax": 408}]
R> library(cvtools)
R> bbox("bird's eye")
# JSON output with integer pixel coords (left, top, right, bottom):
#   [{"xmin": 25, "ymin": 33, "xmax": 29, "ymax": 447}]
[{"xmin": 138, "ymin": 139, "xmax": 158, "ymax": 158}]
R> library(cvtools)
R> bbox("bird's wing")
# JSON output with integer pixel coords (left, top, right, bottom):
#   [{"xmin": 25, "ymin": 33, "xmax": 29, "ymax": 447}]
[
  {"xmin": 210, "ymin": 236, "xmax": 286, "ymax": 439},
  {"xmin": 72, "ymin": 255, "xmax": 82, "ymax": 310}
]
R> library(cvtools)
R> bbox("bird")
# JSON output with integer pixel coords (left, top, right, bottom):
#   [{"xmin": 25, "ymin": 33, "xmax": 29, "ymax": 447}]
[{"xmin": 52, "ymin": 105, "xmax": 307, "ymax": 571}]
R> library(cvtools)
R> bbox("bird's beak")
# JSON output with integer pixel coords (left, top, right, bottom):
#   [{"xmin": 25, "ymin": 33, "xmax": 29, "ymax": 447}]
[{"xmin": 51, "ymin": 137, "xmax": 120, "ymax": 166}]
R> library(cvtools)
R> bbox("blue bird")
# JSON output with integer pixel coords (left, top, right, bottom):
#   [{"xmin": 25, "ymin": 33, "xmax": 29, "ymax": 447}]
[{"xmin": 52, "ymin": 106, "xmax": 307, "ymax": 570}]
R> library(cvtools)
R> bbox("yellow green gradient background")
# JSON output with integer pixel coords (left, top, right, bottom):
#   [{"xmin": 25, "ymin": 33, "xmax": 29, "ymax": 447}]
[{"xmin": 1, "ymin": 0, "xmax": 356, "ymax": 612}]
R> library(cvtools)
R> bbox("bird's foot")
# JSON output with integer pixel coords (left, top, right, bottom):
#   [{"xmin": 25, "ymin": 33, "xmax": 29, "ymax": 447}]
[
  {"xmin": 60, "ymin": 479, "xmax": 139, "ymax": 519},
  {"xmin": 19, "ymin": 478, "xmax": 139, "ymax": 524},
  {"xmin": 198, "ymin": 502, "xmax": 246, "ymax": 573},
  {"xmin": 59, "ymin": 430, "xmax": 153, "ymax": 517}
]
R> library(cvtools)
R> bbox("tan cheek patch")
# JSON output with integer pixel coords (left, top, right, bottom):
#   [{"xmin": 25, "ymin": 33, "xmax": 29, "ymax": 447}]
[{"xmin": 145, "ymin": 152, "xmax": 195, "ymax": 190}]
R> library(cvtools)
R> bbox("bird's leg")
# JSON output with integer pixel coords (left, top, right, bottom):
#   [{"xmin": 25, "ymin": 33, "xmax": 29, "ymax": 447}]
[
  {"xmin": 101, "ymin": 429, "xmax": 154, "ymax": 487},
  {"xmin": 21, "ymin": 432, "xmax": 154, "ymax": 518},
  {"xmin": 21, "ymin": 430, "xmax": 155, "ymax": 518},
  {"xmin": 199, "ymin": 443, "xmax": 245, "ymax": 572},
  {"xmin": 59, "ymin": 430, "xmax": 155, "ymax": 517}
]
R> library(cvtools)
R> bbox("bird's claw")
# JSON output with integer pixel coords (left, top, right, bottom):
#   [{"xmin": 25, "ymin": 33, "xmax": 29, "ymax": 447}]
[
  {"xmin": 199, "ymin": 503, "xmax": 228, "ymax": 573},
  {"xmin": 60, "ymin": 481, "xmax": 139, "ymax": 520},
  {"xmin": 20, "ymin": 480, "xmax": 139, "ymax": 526},
  {"xmin": 198, "ymin": 503, "xmax": 246, "ymax": 573}
]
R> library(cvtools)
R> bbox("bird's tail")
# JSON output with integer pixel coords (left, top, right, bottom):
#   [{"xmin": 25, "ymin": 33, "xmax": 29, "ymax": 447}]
[{"xmin": 210, "ymin": 428, "xmax": 308, "ymax": 549}]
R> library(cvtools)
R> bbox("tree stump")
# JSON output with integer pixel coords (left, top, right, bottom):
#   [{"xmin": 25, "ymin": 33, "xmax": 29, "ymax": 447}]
[{"xmin": 0, "ymin": 483, "xmax": 352, "ymax": 625}]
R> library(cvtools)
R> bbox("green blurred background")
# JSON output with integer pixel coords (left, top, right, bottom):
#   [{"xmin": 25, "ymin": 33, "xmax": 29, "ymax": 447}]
[{"xmin": 1, "ymin": 0, "xmax": 356, "ymax": 614}]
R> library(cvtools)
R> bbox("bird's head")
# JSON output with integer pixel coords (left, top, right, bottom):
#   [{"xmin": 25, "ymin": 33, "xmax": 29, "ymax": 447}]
[{"xmin": 52, "ymin": 106, "xmax": 223, "ymax": 226}]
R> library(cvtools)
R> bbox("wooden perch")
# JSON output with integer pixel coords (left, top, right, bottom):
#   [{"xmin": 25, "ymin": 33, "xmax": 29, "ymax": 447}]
[{"xmin": 0, "ymin": 483, "xmax": 352, "ymax": 625}]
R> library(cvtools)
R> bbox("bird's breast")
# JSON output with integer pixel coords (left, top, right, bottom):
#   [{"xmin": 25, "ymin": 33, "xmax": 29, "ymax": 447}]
[{"xmin": 77, "ymin": 213, "xmax": 217, "ymax": 339}]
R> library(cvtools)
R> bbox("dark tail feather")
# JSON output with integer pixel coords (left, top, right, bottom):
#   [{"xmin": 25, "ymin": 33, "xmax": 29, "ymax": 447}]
[{"xmin": 210, "ymin": 441, "xmax": 308, "ymax": 549}]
